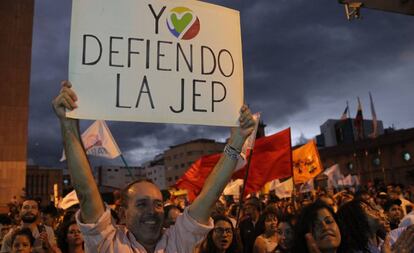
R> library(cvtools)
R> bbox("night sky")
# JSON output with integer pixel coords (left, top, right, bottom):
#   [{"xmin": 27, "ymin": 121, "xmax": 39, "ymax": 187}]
[{"xmin": 28, "ymin": 0, "xmax": 414, "ymax": 167}]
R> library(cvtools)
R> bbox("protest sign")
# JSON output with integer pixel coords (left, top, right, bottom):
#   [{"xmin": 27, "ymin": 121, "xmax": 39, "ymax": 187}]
[{"xmin": 68, "ymin": 0, "xmax": 243, "ymax": 126}]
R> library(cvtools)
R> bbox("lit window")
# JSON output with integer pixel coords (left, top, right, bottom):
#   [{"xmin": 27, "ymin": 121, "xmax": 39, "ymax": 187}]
[
  {"xmin": 372, "ymin": 157, "xmax": 381, "ymax": 166},
  {"xmin": 347, "ymin": 162, "xmax": 354, "ymax": 170},
  {"xmin": 403, "ymin": 152, "xmax": 411, "ymax": 162}
]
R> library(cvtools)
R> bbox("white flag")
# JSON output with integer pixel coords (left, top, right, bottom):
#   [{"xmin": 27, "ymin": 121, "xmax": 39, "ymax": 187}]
[
  {"xmin": 323, "ymin": 164, "xmax": 344, "ymax": 189},
  {"xmin": 235, "ymin": 113, "xmax": 260, "ymax": 170},
  {"xmin": 223, "ymin": 179, "xmax": 243, "ymax": 196},
  {"xmin": 339, "ymin": 174, "xmax": 353, "ymax": 186},
  {"xmin": 270, "ymin": 178, "xmax": 293, "ymax": 199},
  {"xmin": 57, "ymin": 190, "xmax": 79, "ymax": 210},
  {"xmin": 352, "ymin": 175, "xmax": 360, "ymax": 186},
  {"xmin": 299, "ymin": 179, "xmax": 314, "ymax": 193},
  {"xmin": 60, "ymin": 120, "xmax": 121, "ymax": 161}
]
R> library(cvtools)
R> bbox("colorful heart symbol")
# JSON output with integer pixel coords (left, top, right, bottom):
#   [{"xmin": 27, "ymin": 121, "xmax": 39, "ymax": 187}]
[{"xmin": 170, "ymin": 12, "xmax": 194, "ymax": 33}]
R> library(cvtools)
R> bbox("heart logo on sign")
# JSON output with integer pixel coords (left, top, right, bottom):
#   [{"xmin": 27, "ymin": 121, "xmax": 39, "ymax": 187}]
[
  {"xmin": 167, "ymin": 7, "xmax": 200, "ymax": 40},
  {"xmin": 170, "ymin": 12, "xmax": 194, "ymax": 33}
]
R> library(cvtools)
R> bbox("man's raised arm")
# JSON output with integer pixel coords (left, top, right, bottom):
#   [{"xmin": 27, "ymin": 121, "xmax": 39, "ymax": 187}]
[
  {"xmin": 52, "ymin": 81, "xmax": 105, "ymax": 223},
  {"xmin": 189, "ymin": 105, "xmax": 256, "ymax": 224}
]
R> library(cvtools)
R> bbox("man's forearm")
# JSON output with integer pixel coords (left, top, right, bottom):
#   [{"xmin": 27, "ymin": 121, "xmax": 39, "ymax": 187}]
[
  {"xmin": 61, "ymin": 119, "xmax": 105, "ymax": 223},
  {"xmin": 189, "ymin": 134, "xmax": 245, "ymax": 224}
]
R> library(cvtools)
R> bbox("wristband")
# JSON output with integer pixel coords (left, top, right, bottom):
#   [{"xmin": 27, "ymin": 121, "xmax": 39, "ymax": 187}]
[{"xmin": 224, "ymin": 144, "xmax": 241, "ymax": 160}]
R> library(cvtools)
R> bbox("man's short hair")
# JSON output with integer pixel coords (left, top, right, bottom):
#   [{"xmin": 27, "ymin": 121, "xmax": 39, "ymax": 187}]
[
  {"xmin": 21, "ymin": 198, "xmax": 40, "ymax": 209},
  {"xmin": 384, "ymin": 199, "xmax": 402, "ymax": 212},
  {"xmin": 245, "ymin": 197, "xmax": 261, "ymax": 212},
  {"xmin": 120, "ymin": 178, "xmax": 158, "ymax": 208}
]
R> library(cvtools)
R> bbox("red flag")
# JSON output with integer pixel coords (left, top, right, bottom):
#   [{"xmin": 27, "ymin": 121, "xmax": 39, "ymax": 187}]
[
  {"xmin": 233, "ymin": 128, "xmax": 292, "ymax": 194},
  {"xmin": 175, "ymin": 128, "xmax": 292, "ymax": 201},
  {"xmin": 175, "ymin": 153, "xmax": 221, "ymax": 201},
  {"xmin": 354, "ymin": 97, "xmax": 364, "ymax": 140}
]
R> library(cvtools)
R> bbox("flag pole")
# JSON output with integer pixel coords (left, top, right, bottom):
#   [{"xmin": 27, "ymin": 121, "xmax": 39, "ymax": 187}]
[
  {"xmin": 235, "ymin": 148, "xmax": 253, "ymax": 228},
  {"xmin": 120, "ymin": 154, "xmax": 135, "ymax": 180},
  {"xmin": 288, "ymin": 128, "xmax": 297, "ymax": 211},
  {"xmin": 347, "ymin": 100, "xmax": 351, "ymax": 119}
]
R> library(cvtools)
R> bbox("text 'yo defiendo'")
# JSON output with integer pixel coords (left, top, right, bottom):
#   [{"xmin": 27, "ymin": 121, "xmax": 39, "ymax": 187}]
[{"xmin": 80, "ymin": 4, "xmax": 235, "ymax": 114}]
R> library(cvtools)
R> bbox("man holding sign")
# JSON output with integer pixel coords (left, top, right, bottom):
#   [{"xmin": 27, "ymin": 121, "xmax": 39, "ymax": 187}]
[{"xmin": 52, "ymin": 81, "xmax": 255, "ymax": 253}]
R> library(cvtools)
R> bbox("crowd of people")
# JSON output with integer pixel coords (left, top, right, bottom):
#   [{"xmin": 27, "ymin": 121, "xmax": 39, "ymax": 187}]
[
  {"xmin": 1, "ymin": 182, "xmax": 414, "ymax": 253},
  {"xmin": 0, "ymin": 82, "xmax": 413, "ymax": 253}
]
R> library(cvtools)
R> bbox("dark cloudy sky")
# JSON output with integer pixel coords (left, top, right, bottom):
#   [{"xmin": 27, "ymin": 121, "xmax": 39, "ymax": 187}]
[{"xmin": 28, "ymin": 0, "xmax": 414, "ymax": 167}]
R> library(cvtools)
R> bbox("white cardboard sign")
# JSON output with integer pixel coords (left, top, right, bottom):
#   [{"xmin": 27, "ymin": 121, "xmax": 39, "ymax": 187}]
[{"xmin": 68, "ymin": 0, "xmax": 243, "ymax": 126}]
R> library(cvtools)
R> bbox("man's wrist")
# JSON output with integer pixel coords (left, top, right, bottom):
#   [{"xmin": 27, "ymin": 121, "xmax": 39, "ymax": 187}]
[
  {"xmin": 228, "ymin": 136, "xmax": 245, "ymax": 150},
  {"xmin": 224, "ymin": 144, "xmax": 241, "ymax": 161}
]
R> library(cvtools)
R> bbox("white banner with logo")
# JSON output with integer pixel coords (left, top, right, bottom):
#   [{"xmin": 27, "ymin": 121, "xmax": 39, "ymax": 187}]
[{"xmin": 68, "ymin": 0, "xmax": 243, "ymax": 126}]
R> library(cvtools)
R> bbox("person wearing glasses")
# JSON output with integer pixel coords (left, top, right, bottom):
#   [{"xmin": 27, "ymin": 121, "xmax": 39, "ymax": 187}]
[{"xmin": 195, "ymin": 215, "xmax": 242, "ymax": 253}]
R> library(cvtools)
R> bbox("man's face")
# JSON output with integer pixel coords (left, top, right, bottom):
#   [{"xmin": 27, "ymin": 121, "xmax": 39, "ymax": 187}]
[
  {"xmin": 243, "ymin": 204, "xmax": 258, "ymax": 221},
  {"xmin": 20, "ymin": 200, "xmax": 39, "ymax": 224},
  {"xmin": 124, "ymin": 182, "xmax": 164, "ymax": 246},
  {"xmin": 387, "ymin": 185, "xmax": 394, "ymax": 194},
  {"xmin": 386, "ymin": 205, "xmax": 403, "ymax": 222},
  {"xmin": 361, "ymin": 202, "xmax": 390, "ymax": 232}
]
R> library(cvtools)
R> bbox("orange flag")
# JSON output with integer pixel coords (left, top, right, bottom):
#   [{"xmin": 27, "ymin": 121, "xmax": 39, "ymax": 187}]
[
  {"xmin": 175, "ymin": 128, "xmax": 292, "ymax": 201},
  {"xmin": 292, "ymin": 140, "xmax": 323, "ymax": 184}
]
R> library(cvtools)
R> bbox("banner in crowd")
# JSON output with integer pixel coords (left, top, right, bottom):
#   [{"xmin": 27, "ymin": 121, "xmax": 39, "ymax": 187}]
[
  {"xmin": 299, "ymin": 178, "xmax": 315, "ymax": 193},
  {"xmin": 57, "ymin": 190, "xmax": 79, "ymax": 210},
  {"xmin": 68, "ymin": 0, "xmax": 243, "ymax": 126},
  {"xmin": 176, "ymin": 128, "xmax": 292, "ymax": 201},
  {"xmin": 323, "ymin": 164, "xmax": 344, "ymax": 189},
  {"xmin": 223, "ymin": 179, "xmax": 243, "ymax": 196},
  {"xmin": 269, "ymin": 178, "xmax": 294, "ymax": 199},
  {"xmin": 60, "ymin": 120, "xmax": 121, "ymax": 161},
  {"xmin": 338, "ymin": 174, "xmax": 360, "ymax": 187},
  {"xmin": 292, "ymin": 140, "xmax": 323, "ymax": 184}
]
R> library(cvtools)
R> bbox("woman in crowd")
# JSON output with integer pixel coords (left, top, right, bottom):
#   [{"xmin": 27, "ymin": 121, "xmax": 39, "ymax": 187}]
[
  {"xmin": 292, "ymin": 200, "xmax": 341, "ymax": 253},
  {"xmin": 337, "ymin": 199, "xmax": 414, "ymax": 252},
  {"xmin": 195, "ymin": 215, "xmax": 242, "ymax": 253},
  {"xmin": 253, "ymin": 210, "xmax": 278, "ymax": 253},
  {"xmin": 10, "ymin": 228, "xmax": 35, "ymax": 253},
  {"xmin": 57, "ymin": 220, "xmax": 84, "ymax": 253},
  {"xmin": 274, "ymin": 216, "xmax": 294, "ymax": 253}
]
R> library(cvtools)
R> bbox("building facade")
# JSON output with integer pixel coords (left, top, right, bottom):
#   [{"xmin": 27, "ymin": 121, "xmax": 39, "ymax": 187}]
[
  {"xmin": 318, "ymin": 119, "xmax": 384, "ymax": 147},
  {"xmin": 94, "ymin": 165, "xmax": 147, "ymax": 192},
  {"xmin": 0, "ymin": 0, "xmax": 34, "ymax": 213},
  {"xmin": 142, "ymin": 154, "xmax": 167, "ymax": 190},
  {"xmin": 319, "ymin": 128, "xmax": 414, "ymax": 186},
  {"xmin": 26, "ymin": 166, "xmax": 63, "ymax": 206}
]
